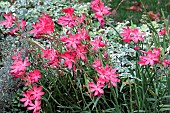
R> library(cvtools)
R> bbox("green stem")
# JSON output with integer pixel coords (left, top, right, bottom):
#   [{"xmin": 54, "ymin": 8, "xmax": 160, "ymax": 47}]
[
  {"xmin": 129, "ymin": 77, "xmax": 134, "ymax": 113},
  {"xmin": 39, "ymin": 82, "xmax": 62, "ymax": 106},
  {"xmin": 168, "ymin": 71, "xmax": 170, "ymax": 95},
  {"xmin": 28, "ymin": 39, "xmax": 45, "ymax": 50}
]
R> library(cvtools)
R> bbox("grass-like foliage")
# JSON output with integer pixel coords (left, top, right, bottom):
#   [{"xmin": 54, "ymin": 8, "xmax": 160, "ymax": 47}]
[{"xmin": 0, "ymin": 0, "xmax": 170, "ymax": 113}]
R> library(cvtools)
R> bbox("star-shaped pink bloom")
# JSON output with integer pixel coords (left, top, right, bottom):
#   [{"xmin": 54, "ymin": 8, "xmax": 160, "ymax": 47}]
[
  {"xmin": 75, "ymin": 44, "xmax": 88, "ymax": 61},
  {"xmin": 60, "ymin": 50, "xmax": 76, "ymax": 69},
  {"xmin": 90, "ymin": 36, "xmax": 106, "ymax": 51},
  {"xmin": 88, "ymin": 81, "xmax": 104, "ymax": 96},
  {"xmin": 20, "ymin": 90, "xmax": 34, "ymax": 107},
  {"xmin": 27, "ymin": 100, "xmax": 41, "ymax": 113},
  {"xmin": 138, "ymin": 48, "xmax": 160, "ymax": 66},
  {"xmin": 57, "ymin": 7, "xmax": 78, "ymax": 28},
  {"xmin": 92, "ymin": 59, "xmax": 102, "ymax": 71},
  {"xmin": 121, "ymin": 27, "xmax": 145, "ymax": 44},
  {"xmin": 77, "ymin": 27, "xmax": 90, "ymax": 40},
  {"xmin": 29, "ymin": 69, "xmax": 41, "ymax": 83},
  {"xmin": 60, "ymin": 34, "xmax": 81, "ymax": 49},
  {"xmin": 62, "ymin": 7, "xmax": 74, "ymax": 16},
  {"xmin": 131, "ymin": 28, "xmax": 144, "ymax": 43},
  {"xmin": 0, "ymin": 12, "xmax": 15, "ymax": 28},
  {"xmin": 41, "ymin": 47, "xmax": 60, "ymax": 68},
  {"xmin": 90, "ymin": 0, "xmax": 111, "ymax": 25},
  {"xmin": 120, "ymin": 27, "xmax": 132, "ymax": 43},
  {"xmin": 10, "ymin": 57, "xmax": 30, "ymax": 78},
  {"xmin": 30, "ymin": 86, "xmax": 45, "ymax": 100},
  {"xmin": 30, "ymin": 13, "xmax": 54, "ymax": 37}
]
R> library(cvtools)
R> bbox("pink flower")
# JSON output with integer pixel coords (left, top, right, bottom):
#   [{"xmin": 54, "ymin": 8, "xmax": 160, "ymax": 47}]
[
  {"xmin": 90, "ymin": 0, "xmax": 111, "ymax": 25},
  {"xmin": 97, "ymin": 64, "xmax": 119, "ymax": 87},
  {"xmin": 153, "ymin": 48, "xmax": 160, "ymax": 57},
  {"xmin": 75, "ymin": 44, "xmax": 88, "ymax": 61},
  {"xmin": 159, "ymin": 28, "xmax": 166, "ymax": 36},
  {"xmin": 20, "ymin": 90, "xmax": 34, "ymax": 107},
  {"xmin": 60, "ymin": 34, "xmax": 81, "ymax": 49},
  {"xmin": 41, "ymin": 47, "xmax": 60, "ymax": 68},
  {"xmin": 42, "ymin": 47, "xmax": 56, "ymax": 59},
  {"xmin": 77, "ymin": 27, "xmax": 90, "ymax": 40},
  {"xmin": 120, "ymin": 27, "xmax": 132, "ymax": 43},
  {"xmin": 92, "ymin": 2, "xmax": 111, "ymax": 15},
  {"xmin": 0, "ymin": 12, "xmax": 15, "ymax": 28},
  {"xmin": 106, "ymin": 68, "xmax": 119, "ymax": 88},
  {"xmin": 134, "ymin": 46, "xmax": 140, "ymax": 50},
  {"xmin": 92, "ymin": 59, "xmax": 102, "ymax": 71},
  {"xmin": 90, "ymin": 36, "xmax": 106, "ymax": 50},
  {"xmin": 131, "ymin": 28, "xmax": 144, "ymax": 43},
  {"xmin": 30, "ymin": 13, "xmax": 54, "ymax": 37},
  {"xmin": 57, "ymin": 15, "xmax": 77, "ymax": 28},
  {"xmin": 20, "ymin": 86, "xmax": 44, "ymax": 113},
  {"xmin": 120, "ymin": 27, "xmax": 144, "ymax": 43},
  {"xmin": 138, "ymin": 48, "xmax": 160, "ymax": 66},
  {"xmin": 163, "ymin": 59, "xmax": 170, "ymax": 67},
  {"xmin": 57, "ymin": 7, "xmax": 78, "ymax": 28},
  {"xmin": 11, "ymin": 51, "xmax": 22, "ymax": 60},
  {"xmin": 97, "ymin": 66, "xmax": 110, "ymax": 83},
  {"xmin": 29, "ymin": 69, "xmax": 41, "ymax": 83},
  {"xmin": 60, "ymin": 50, "xmax": 76, "ymax": 69},
  {"xmin": 88, "ymin": 81, "xmax": 104, "ymax": 96},
  {"xmin": 27, "ymin": 100, "xmax": 41, "ymax": 113},
  {"xmin": 10, "ymin": 57, "xmax": 30, "ymax": 78},
  {"xmin": 92, "ymin": 60, "xmax": 120, "ymax": 90},
  {"xmin": 58, "ymin": 7, "xmax": 86, "ymax": 27},
  {"xmin": 30, "ymin": 86, "xmax": 45, "ymax": 100},
  {"xmin": 62, "ymin": 7, "xmax": 74, "ymax": 16}
]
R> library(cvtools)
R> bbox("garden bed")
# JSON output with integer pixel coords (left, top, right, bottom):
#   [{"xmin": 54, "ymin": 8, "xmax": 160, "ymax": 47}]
[{"xmin": 0, "ymin": 0, "xmax": 170, "ymax": 113}]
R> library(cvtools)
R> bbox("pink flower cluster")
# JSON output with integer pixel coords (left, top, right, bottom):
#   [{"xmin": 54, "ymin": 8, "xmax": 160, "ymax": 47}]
[
  {"xmin": 30, "ymin": 13, "xmax": 54, "ymax": 37},
  {"xmin": 0, "ymin": 12, "xmax": 49, "ymax": 113},
  {"xmin": 10, "ymin": 52, "xmax": 30, "ymax": 78},
  {"xmin": 88, "ymin": 59, "xmax": 119, "ymax": 96},
  {"xmin": 138, "ymin": 48, "xmax": 160, "ymax": 66},
  {"xmin": 90, "ymin": 0, "xmax": 111, "ymax": 26},
  {"xmin": 120, "ymin": 26, "xmax": 170, "ymax": 68},
  {"xmin": 9, "ymin": 52, "xmax": 44, "ymax": 113},
  {"xmin": 120, "ymin": 26, "xmax": 170, "ymax": 67},
  {"xmin": 40, "ymin": 6, "xmax": 116, "ymax": 97},
  {"xmin": 23, "ymin": 69, "xmax": 42, "ymax": 86},
  {"xmin": 138, "ymin": 47, "xmax": 170, "ymax": 67},
  {"xmin": 90, "ymin": 36, "xmax": 106, "ymax": 51},
  {"xmin": 57, "ymin": 7, "xmax": 86, "ymax": 28},
  {"xmin": 41, "ymin": 27, "xmax": 106, "ymax": 70},
  {"xmin": 0, "ymin": 12, "xmax": 16, "ymax": 28},
  {"xmin": 20, "ymin": 86, "xmax": 44, "ymax": 113},
  {"xmin": 3, "ymin": 1, "xmax": 116, "ymax": 110},
  {"xmin": 0, "ymin": 12, "xmax": 26, "ymax": 34},
  {"xmin": 120, "ymin": 26, "xmax": 145, "ymax": 44},
  {"xmin": 0, "ymin": 12, "xmax": 54, "ymax": 37},
  {"xmin": 41, "ymin": 28, "xmax": 89, "ymax": 70},
  {"xmin": 159, "ymin": 27, "xmax": 170, "ymax": 36},
  {"xmin": 42, "ymin": 47, "xmax": 60, "ymax": 68}
]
